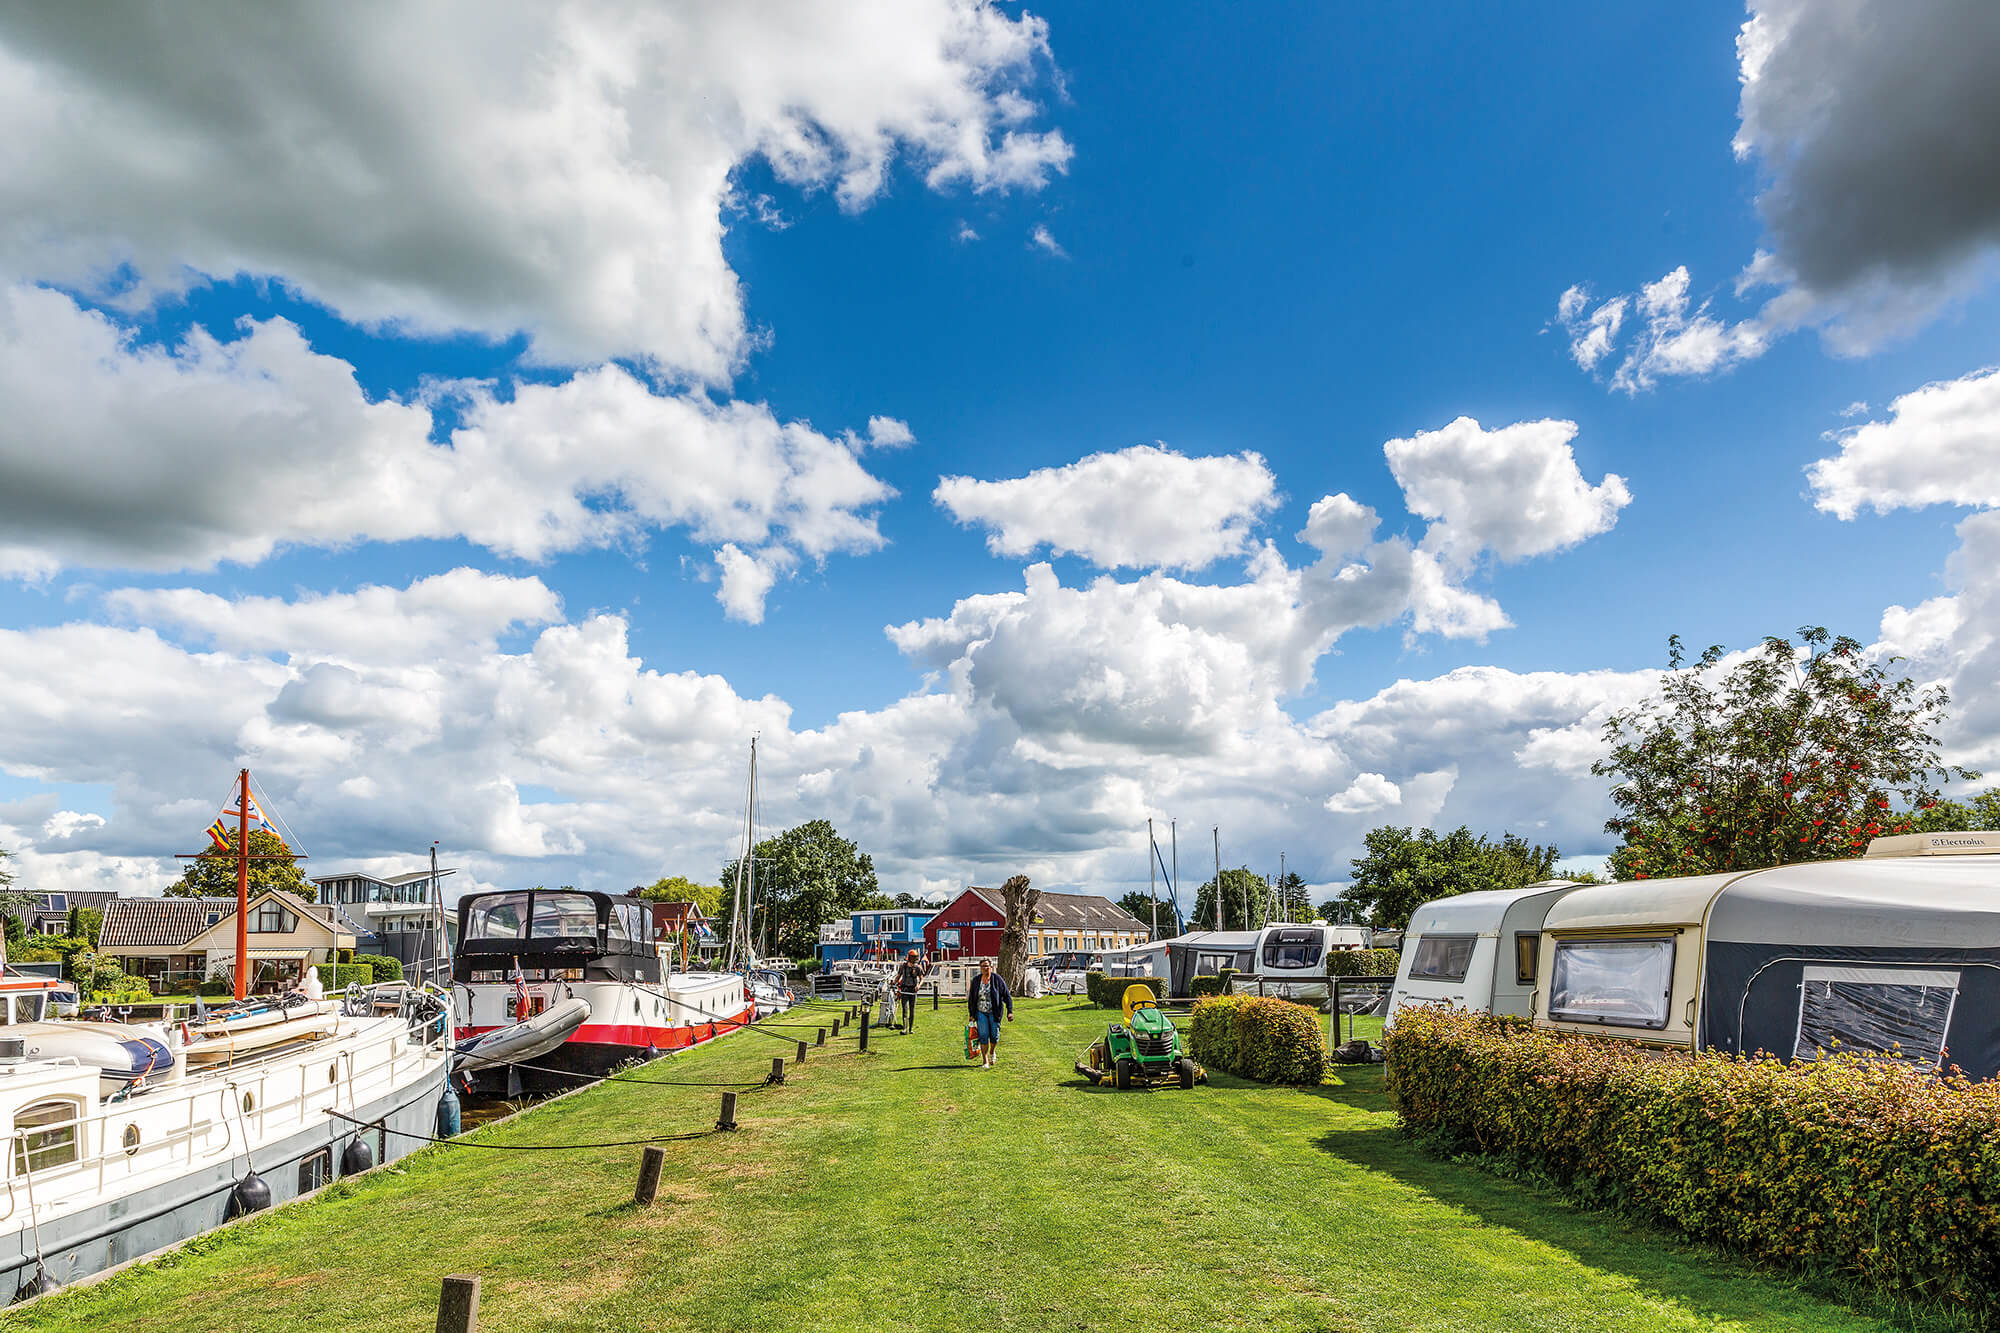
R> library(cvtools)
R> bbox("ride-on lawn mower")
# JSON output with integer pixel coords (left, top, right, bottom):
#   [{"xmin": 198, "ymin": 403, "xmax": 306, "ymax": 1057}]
[{"xmin": 1076, "ymin": 983, "xmax": 1205, "ymax": 1089}]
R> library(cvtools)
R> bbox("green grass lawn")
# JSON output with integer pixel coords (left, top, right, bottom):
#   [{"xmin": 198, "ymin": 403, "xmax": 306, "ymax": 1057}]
[{"xmin": 4, "ymin": 998, "xmax": 1932, "ymax": 1332}]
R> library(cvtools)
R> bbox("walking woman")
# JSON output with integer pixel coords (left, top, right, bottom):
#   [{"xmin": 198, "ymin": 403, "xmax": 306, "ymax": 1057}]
[
  {"xmin": 966, "ymin": 958, "xmax": 1013, "ymax": 1068},
  {"xmin": 895, "ymin": 949, "xmax": 928, "ymax": 1033}
]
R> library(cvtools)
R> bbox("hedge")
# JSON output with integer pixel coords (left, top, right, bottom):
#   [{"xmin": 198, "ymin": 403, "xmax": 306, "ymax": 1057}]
[
  {"xmin": 1088, "ymin": 973, "xmax": 1167, "ymax": 1008},
  {"xmin": 1383, "ymin": 1006, "xmax": 2000, "ymax": 1311},
  {"xmin": 352, "ymin": 953, "xmax": 403, "ymax": 982},
  {"xmin": 1326, "ymin": 948, "xmax": 1400, "ymax": 978},
  {"xmin": 314, "ymin": 963, "xmax": 375, "ymax": 990},
  {"xmin": 1187, "ymin": 994, "xmax": 1330, "ymax": 1085},
  {"xmin": 1187, "ymin": 967, "xmax": 1237, "ymax": 999}
]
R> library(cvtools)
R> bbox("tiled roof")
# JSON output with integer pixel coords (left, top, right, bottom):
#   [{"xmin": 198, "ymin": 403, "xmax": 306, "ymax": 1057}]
[
  {"xmin": 98, "ymin": 897, "xmax": 229, "ymax": 950},
  {"xmin": 959, "ymin": 889, "xmax": 1150, "ymax": 934}
]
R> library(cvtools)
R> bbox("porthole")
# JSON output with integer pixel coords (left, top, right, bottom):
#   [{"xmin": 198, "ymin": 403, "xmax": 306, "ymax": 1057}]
[
  {"xmin": 242, "ymin": 1091, "xmax": 255, "ymax": 1114},
  {"xmin": 329, "ymin": 1063, "xmax": 340, "ymax": 1085},
  {"xmin": 122, "ymin": 1124, "xmax": 141, "ymax": 1156}
]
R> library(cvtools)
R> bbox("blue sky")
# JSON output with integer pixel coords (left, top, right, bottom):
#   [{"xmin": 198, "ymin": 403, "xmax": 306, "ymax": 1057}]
[{"xmin": 3, "ymin": 2, "xmax": 1998, "ymax": 902}]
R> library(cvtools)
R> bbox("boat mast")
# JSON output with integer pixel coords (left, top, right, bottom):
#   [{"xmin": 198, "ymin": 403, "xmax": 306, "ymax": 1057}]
[
  {"xmin": 234, "ymin": 767, "xmax": 251, "ymax": 1000},
  {"xmin": 1147, "ymin": 817, "xmax": 1158, "ymax": 939},
  {"xmin": 747, "ymin": 736, "xmax": 758, "ymax": 964},
  {"xmin": 1170, "ymin": 822, "xmax": 1178, "ymax": 933},
  {"xmin": 431, "ymin": 840, "xmax": 452, "ymax": 987}
]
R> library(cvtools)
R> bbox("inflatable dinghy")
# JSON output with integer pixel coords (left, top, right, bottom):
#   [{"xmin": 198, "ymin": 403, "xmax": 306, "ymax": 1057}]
[{"xmin": 455, "ymin": 996, "xmax": 591, "ymax": 1073}]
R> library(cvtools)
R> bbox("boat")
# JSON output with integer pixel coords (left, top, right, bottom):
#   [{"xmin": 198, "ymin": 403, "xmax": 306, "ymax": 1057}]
[
  {"xmin": 742, "ymin": 967, "xmax": 795, "ymax": 1018},
  {"xmin": 450, "ymin": 888, "xmax": 751, "ymax": 1091},
  {"xmin": 454, "ymin": 996, "xmax": 591, "ymax": 1075}
]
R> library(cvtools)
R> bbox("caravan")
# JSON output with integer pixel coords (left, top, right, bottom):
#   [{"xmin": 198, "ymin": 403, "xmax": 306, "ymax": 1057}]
[
  {"xmin": 1530, "ymin": 831, "xmax": 2000, "ymax": 1079},
  {"xmin": 1388, "ymin": 881, "xmax": 1581, "ymax": 1023}
]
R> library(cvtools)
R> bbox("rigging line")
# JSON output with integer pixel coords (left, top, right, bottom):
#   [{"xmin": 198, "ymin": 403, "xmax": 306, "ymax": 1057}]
[
  {"xmin": 247, "ymin": 772, "xmax": 308, "ymax": 857},
  {"xmin": 324, "ymin": 1108, "xmax": 715, "ymax": 1150}
]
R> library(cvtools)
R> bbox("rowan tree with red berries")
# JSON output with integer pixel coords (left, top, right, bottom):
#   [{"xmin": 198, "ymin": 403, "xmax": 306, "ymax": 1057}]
[{"xmin": 1593, "ymin": 627, "xmax": 1977, "ymax": 880}]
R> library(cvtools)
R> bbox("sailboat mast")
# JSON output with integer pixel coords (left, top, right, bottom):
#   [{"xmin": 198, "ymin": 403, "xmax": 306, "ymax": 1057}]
[
  {"xmin": 746, "ymin": 737, "xmax": 758, "ymax": 963},
  {"xmin": 1147, "ymin": 817, "xmax": 1158, "ymax": 939},
  {"xmin": 234, "ymin": 767, "xmax": 250, "ymax": 1000}
]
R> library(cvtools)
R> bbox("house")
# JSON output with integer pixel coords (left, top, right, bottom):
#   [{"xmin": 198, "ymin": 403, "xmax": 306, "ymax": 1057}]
[
  {"xmin": 310, "ymin": 867, "xmax": 452, "ymax": 971},
  {"xmin": 920, "ymin": 889, "xmax": 1150, "ymax": 960},
  {"xmin": 628, "ymin": 897, "xmax": 721, "ymax": 958},
  {"xmin": 817, "ymin": 907, "xmax": 940, "ymax": 964},
  {"xmin": 17, "ymin": 890, "xmax": 117, "ymax": 937},
  {"xmin": 97, "ymin": 889, "xmax": 359, "ymax": 993}
]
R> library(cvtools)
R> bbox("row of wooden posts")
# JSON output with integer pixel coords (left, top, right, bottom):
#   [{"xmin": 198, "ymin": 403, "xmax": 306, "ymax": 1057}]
[{"xmin": 435, "ymin": 1000, "xmax": 874, "ymax": 1333}]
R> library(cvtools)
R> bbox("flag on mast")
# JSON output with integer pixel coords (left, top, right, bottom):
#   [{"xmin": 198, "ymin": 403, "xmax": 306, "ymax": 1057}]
[{"xmin": 205, "ymin": 787, "xmax": 270, "ymax": 852}]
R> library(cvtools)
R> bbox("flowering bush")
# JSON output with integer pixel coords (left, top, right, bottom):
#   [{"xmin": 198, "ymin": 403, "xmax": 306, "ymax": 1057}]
[
  {"xmin": 1384, "ymin": 1007, "xmax": 2000, "ymax": 1309},
  {"xmin": 1188, "ymin": 994, "xmax": 1329, "ymax": 1085}
]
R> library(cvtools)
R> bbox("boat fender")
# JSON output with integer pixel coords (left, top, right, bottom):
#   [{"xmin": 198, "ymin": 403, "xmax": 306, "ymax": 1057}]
[
  {"xmin": 341, "ymin": 1137, "xmax": 374, "ymax": 1177},
  {"xmin": 226, "ymin": 1171, "xmax": 272, "ymax": 1220},
  {"xmin": 436, "ymin": 1085, "xmax": 462, "ymax": 1139},
  {"xmin": 13, "ymin": 1261, "xmax": 53, "ymax": 1303}
]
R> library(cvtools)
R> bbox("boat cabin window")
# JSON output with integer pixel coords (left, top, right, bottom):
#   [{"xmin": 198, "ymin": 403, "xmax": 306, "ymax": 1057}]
[
  {"xmin": 1795, "ymin": 965, "xmax": 1959, "ymax": 1067},
  {"xmin": 1263, "ymin": 928, "xmax": 1325, "ymax": 970},
  {"xmin": 530, "ymin": 893, "xmax": 599, "ymax": 940},
  {"xmin": 1514, "ymin": 932, "xmax": 1541, "ymax": 986},
  {"xmin": 1408, "ymin": 934, "xmax": 1477, "ymax": 983},
  {"xmin": 607, "ymin": 902, "xmax": 644, "ymax": 943},
  {"xmin": 466, "ymin": 893, "xmax": 531, "ymax": 940},
  {"xmin": 12, "ymin": 1099, "xmax": 82, "ymax": 1176},
  {"xmin": 1548, "ymin": 938, "xmax": 1675, "ymax": 1030}
]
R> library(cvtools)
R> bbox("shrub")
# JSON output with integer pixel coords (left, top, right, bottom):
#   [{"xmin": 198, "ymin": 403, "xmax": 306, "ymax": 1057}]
[
  {"xmin": 1384, "ymin": 1007, "xmax": 2000, "ymax": 1311},
  {"xmin": 197, "ymin": 977, "xmax": 234, "ymax": 997},
  {"xmin": 1088, "ymin": 972, "xmax": 1168, "ymax": 1008},
  {"xmin": 315, "ymin": 963, "xmax": 375, "ymax": 990},
  {"xmin": 1187, "ymin": 994, "xmax": 1330, "ymax": 1085},
  {"xmin": 1325, "ymin": 948, "xmax": 1400, "ymax": 978},
  {"xmin": 1188, "ymin": 968, "xmax": 1237, "ymax": 999},
  {"xmin": 352, "ymin": 953, "xmax": 404, "ymax": 982}
]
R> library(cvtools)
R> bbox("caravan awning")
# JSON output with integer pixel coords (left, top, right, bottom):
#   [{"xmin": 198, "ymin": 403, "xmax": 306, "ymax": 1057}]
[{"xmin": 245, "ymin": 947, "xmax": 316, "ymax": 960}]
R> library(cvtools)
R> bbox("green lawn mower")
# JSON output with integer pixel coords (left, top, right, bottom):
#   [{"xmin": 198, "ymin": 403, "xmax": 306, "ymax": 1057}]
[{"xmin": 1076, "ymin": 983, "xmax": 1206, "ymax": 1090}]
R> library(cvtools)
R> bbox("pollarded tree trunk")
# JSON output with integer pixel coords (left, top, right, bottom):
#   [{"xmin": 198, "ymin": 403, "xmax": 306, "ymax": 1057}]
[{"xmin": 995, "ymin": 874, "xmax": 1040, "ymax": 993}]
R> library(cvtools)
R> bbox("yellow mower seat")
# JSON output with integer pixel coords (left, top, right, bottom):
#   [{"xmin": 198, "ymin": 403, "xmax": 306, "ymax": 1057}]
[{"xmin": 1120, "ymin": 983, "xmax": 1159, "ymax": 1023}]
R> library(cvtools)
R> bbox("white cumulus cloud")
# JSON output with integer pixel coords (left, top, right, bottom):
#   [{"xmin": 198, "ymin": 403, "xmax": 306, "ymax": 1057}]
[{"xmin": 1808, "ymin": 366, "xmax": 2000, "ymax": 519}]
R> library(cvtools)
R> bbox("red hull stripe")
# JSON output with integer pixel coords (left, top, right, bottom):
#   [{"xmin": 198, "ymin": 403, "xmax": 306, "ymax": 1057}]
[{"xmin": 456, "ymin": 1007, "xmax": 754, "ymax": 1048}]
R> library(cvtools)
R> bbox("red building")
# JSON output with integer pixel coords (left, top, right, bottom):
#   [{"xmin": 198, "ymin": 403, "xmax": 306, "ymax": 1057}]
[
  {"xmin": 921, "ymin": 888, "xmax": 1009, "ymax": 959},
  {"xmin": 921, "ymin": 888, "xmax": 1151, "ymax": 960}
]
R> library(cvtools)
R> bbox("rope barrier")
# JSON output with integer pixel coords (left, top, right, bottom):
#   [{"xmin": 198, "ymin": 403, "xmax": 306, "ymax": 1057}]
[{"xmin": 325, "ymin": 1108, "xmax": 717, "ymax": 1151}]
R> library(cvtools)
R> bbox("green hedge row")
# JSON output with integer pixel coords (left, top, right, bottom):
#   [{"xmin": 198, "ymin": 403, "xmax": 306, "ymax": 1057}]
[
  {"xmin": 352, "ymin": 953, "xmax": 403, "ymax": 982},
  {"xmin": 315, "ymin": 963, "xmax": 375, "ymax": 989},
  {"xmin": 1326, "ymin": 948, "xmax": 1400, "ymax": 977},
  {"xmin": 1087, "ymin": 972, "xmax": 1167, "ymax": 1008},
  {"xmin": 1187, "ymin": 994, "xmax": 1329, "ymax": 1085},
  {"xmin": 1187, "ymin": 968, "xmax": 1238, "ymax": 999},
  {"xmin": 1383, "ymin": 1006, "xmax": 2000, "ymax": 1311}
]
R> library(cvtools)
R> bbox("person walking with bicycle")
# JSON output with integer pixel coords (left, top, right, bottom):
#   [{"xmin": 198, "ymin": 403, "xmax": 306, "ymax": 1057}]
[{"xmin": 894, "ymin": 948, "xmax": 929, "ymax": 1033}]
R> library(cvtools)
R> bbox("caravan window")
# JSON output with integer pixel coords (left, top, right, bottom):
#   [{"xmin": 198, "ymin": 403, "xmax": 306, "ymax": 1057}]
[
  {"xmin": 1795, "ymin": 966, "xmax": 1959, "ymax": 1067},
  {"xmin": 1262, "ymin": 929, "xmax": 1325, "ymax": 970},
  {"xmin": 1194, "ymin": 952, "xmax": 1236, "ymax": 977},
  {"xmin": 1514, "ymin": 933, "xmax": 1540, "ymax": 986},
  {"xmin": 1408, "ymin": 934, "xmax": 1477, "ymax": 982},
  {"xmin": 1548, "ymin": 938, "xmax": 1675, "ymax": 1029}
]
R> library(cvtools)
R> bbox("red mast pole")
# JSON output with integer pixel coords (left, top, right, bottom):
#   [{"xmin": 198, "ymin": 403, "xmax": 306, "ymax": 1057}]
[{"xmin": 235, "ymin": 767, "xmax": 250, "ymax": 1001}]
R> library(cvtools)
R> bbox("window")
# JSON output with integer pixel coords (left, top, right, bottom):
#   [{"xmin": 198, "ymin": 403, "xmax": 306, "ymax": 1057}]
[
  {"xmin": 1548, "ymin": 938, "xmax": 1676, "ymax": 1030},
  {"xmin": 300, "ymin": 1147, "xmax": 333, "ymax": 1193},
  {"xmin": 207, "ymin": 910, "xmax": 223, "ymax": 927},
  {"xmin": 1795, "ymin": 965, "xmax": 1959, "ymax": 1067},
  {"xmin": 1407, "ymin": 934, "xmax": 1477, "ymax": 982},
  {"xmin": 251, "ymin": 901, "xmax": 298, "ymax": 933},
  {"xmin": 12, "ymin": 1100, "xmax": 81, "ymax": 1175},
  {"xmin": 1194, "ymin": 951, "xmax": 1235, "ymax": 977},
  {"xmin": 1514, "ymin": 933, "xmax": 1541, "ymax": 986},
  {"xmin": 1263, "ymin": 928, "xmax": 1325, "ymax": 970},
  {"xmin": 529, "ymin": 893, "xmax": 599, "ymax": 939},
  {"xmin": 43, "ymin": 894, "xmax": 65, "ymax": 912},
  {"xmin": 466, "ymin": 892, "xmax": 529, "ymax": 940}
]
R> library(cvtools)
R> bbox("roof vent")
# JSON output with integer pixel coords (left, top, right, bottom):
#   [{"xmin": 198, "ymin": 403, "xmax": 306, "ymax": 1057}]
[{"xmin": 1863, "ymin": 830, "xmax": 2000, "ymax": 858}]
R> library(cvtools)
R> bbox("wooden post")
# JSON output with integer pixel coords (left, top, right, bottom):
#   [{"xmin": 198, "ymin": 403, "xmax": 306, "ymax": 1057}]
[
  {"xmin": 436, "ymin": 1275, "xmax": 481, "ymax": 1333},
  {"xmin": 796, "ymin": 1040, "xmax": 807, "ymax": 1063},
  {"xmin": 933, "ymin": 983, "xmax": 939, "ymax": 1010},
  {"xmin": 634, "ymin": 1145, "xmax": 666, "ymax": 1205},
  {"xmin": 815, "ymin": 1027, "xmax": 826, "ymax": 1046},
  {"xmin": 717, "ymin": 1091, "xmax": 738, "ymax": 1131},
  {"xmin": 859, "ymin": 1009, "xmax": 869, "ymax": 1052},
  {"xmin": 831, "ymin": 1017, "xmax": 841, "ymax": 1035},
  {"xmin": 770, "ymin": 1056, "xmax": 785, "ymax": 1085}
]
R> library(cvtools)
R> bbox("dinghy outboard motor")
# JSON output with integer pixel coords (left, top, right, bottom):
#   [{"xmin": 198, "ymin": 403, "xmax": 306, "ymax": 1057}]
[
  {"xmin": 226, "ymin": 1170, "xmax": 271, "ymax": 1219},
  {"xmin": 341, "ymin": 1136, "xmax": 374, "ymax": 1176}
]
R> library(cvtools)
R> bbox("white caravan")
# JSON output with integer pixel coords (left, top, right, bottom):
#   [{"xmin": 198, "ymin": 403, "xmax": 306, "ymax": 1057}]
[{"xmin": 1387, "ymin": 881, "xmax": 1581, "ymax": 1024}]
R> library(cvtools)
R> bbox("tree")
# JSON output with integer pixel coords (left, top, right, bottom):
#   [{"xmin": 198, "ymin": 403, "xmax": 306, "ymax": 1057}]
[
  {"xmin": 1116, "ymin": 890, "xmax": 1180, "ymax": 936},
  {"xmin": 635, "ymin": 875, "xmax": 723, "ymax": 918},
  {"xmin": 0, "ymin": 846, "xmax": 32, "ymax": 968},
  {"xmin": 1274, "ymin": 871, "xmax": 1311, "ymax": 921},
  {"xmin": 168, "ymin": 829, "xmax": 315, "ymax": 900},
  {"xmin": 995, "ymin": 874, "xmax": 1041, "ymax": 990},
  {"xmin": 1594, "ymin": 628, "xmax": 1975, "ymax": 879},
  {"xmin": 1903, "ymin": 787, "xmax": 2000, "ymax": 833},
  {"xmin": 1342, "ymin": 826, "xmax": 1561, "ymax": 929},
  {"xmin": 1190, "ymin": 867, "xmax": 1270, "ymax": 932},
  {"xmin": 1315, "ymin": 898, "xmax": 1351, "ymax": 924},
  {"xmin": 72, "ymin": 906, "xmax": 104, "ymax": 945},
  {"xmin": 718, "ymin": 819, "xmax": 878, "ymax": 960}
]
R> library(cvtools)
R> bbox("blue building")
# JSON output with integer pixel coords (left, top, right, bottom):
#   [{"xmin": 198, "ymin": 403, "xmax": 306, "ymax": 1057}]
[{"xmin": 816, "ymin": 907, "xmax": 941, "ymax": 965}]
